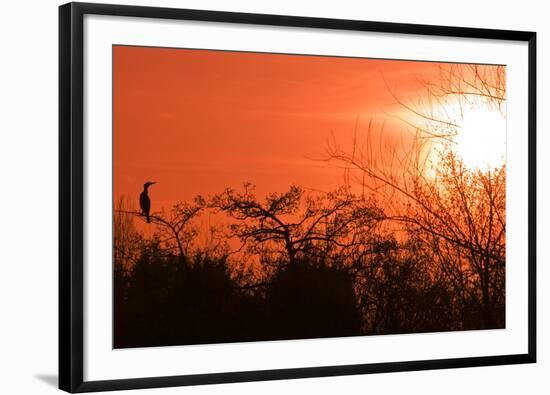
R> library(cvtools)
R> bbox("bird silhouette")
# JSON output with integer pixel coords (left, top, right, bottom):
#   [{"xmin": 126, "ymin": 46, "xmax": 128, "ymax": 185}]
[{"xmin": 139, "ymin": 181, "xmax": 156, "ymax": 223}]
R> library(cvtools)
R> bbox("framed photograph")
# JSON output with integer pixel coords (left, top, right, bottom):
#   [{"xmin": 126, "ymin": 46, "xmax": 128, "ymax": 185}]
[{"xmin": 59, "ymin": 2, "xmax": 536, "ymax": 392}]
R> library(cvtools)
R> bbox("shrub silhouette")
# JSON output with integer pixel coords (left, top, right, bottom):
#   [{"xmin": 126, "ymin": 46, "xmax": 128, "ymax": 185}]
[
  {"xmin": 114, "ymin": 244, "xmax": 249, "ymax": 348},
  {"xmin": 265, "ymin": 259, "xmax": 361, "ymax": 340}
]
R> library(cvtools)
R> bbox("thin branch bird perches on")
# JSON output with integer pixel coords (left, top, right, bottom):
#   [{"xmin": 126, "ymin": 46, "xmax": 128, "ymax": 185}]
[{"xmin": 114, "ymin": 209, "xmax": 200, "ymax": 258}]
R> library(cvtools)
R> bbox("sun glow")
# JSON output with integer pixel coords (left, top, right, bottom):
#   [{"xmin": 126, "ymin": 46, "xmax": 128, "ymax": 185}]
[{"xmin": 453, "ymin": 107, "xmax": 506, "ymax": 170}]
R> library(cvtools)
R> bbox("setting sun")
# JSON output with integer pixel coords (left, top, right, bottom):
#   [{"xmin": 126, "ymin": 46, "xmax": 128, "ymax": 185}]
[{"xmin": 453, "ymin": 107, "xmax": 506, "ymax": 170}]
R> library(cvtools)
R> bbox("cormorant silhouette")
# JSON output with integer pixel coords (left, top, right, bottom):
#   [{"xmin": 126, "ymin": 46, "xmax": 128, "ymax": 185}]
[{"xmin": 139, "ymin": 181, "xmax": 156, "ymax": 223}]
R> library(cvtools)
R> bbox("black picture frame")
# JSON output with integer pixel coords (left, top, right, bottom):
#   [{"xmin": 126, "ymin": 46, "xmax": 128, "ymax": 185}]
[{"xmin": 59, "ymin": 2, "xmax": 537, "ymax": 392}]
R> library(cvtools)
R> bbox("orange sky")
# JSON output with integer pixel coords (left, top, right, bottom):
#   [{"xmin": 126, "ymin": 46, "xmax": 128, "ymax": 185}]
[{"xmin": 113, "ymin": 46, "xmax": 448, "ymax": 215}]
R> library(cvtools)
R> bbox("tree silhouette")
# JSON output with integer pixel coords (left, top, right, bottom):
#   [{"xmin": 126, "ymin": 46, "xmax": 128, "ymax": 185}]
[
  {"xmin": 325, "ymin": 64, "xmax": 506, "ymax": 329},
  {"xmin": 211, "ymin": 183, "xmax": 383, "ymax": 266},
  {"xmin": 114, "ymin": 196, "xmax": 143, "ymax": 272}
]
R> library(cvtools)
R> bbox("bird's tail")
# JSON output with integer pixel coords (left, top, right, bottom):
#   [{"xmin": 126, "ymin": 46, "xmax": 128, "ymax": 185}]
[{"xmin": 146, "ymin": 213, "xmax": 151, "ymax": 224}]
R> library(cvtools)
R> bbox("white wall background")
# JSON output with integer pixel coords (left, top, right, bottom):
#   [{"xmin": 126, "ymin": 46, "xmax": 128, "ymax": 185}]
[{"xmin": 0, "ymin": 0, "xmax": 546, "ymax": 393}]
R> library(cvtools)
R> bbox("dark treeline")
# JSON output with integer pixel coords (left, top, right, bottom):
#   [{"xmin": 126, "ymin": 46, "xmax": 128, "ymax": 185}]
[
  {"xmin": 114, "ymin": 251, "xmax": 362, "ymax": 348},
  {"xmin": 114, "ymin": 172, "xmax": 505, "ymax": 348}
]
